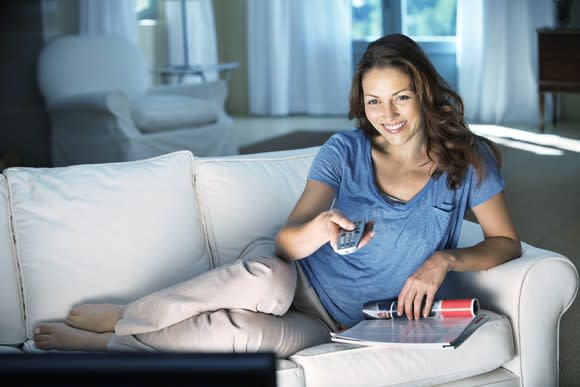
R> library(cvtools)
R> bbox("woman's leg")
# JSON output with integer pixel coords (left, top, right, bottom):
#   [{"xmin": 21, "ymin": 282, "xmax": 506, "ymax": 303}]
[
  {"xmin": 33, "ymin": 323, "xmax": 112, "ymax": 351},
  {"xmin": 66, "ymin": 304, "xmax": 126, "ymax": 333},
  {"xmin": 292, "ymin": 262, "xmax": 342, "ymax": 332},
  {"xmin": 109, "ymin": 308, "xmax": 330, "ymax": 358},
  {"xmin": 37, "ymin": 239, "xmax": 296, "ymax": 349},
  {"xmin": 33, "ymin": 238, "xmax": 300, "ymax": 352},
  {"xmin": 115, "ymin": 238, "xmax": 296, "ymax": 336}
]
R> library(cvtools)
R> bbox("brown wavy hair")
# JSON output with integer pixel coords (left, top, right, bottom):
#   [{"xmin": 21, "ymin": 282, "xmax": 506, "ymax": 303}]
[{"xmin": 348, "ymin": 33, "xmax": 501, "ymax": 189}]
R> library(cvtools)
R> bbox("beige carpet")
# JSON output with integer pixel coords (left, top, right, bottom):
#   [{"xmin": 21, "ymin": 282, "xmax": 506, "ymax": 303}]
[{"xmin": 241, "ymin": 129, "xmax": 580, "ymax": 386}]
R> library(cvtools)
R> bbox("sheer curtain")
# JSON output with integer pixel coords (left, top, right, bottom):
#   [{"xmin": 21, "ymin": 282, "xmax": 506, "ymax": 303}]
[
  {"xmin": 457, "ymin": 0, "xmax": 554, "ymax": 125},
  {"xmin": 165, "ymin": 0, "xmax": 218, "ymax": 82},
  {"xmin": 79, "ymin": 0, "xmax": 138, "ymax": 44},
  {"xmin": 247, "ymin": 0, "xmax": 352, "ymax": 116}
]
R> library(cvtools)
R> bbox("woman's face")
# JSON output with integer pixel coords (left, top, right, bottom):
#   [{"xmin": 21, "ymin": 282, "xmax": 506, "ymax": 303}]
[{"xmin": 362, "ymin": 67, "xmax": 424, "ymax": 147}]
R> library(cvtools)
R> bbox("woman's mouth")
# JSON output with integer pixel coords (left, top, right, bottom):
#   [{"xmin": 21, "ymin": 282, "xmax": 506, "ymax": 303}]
[{"xmin": 382, "ymin": 120, "xmax": 407, "ymax": 134}]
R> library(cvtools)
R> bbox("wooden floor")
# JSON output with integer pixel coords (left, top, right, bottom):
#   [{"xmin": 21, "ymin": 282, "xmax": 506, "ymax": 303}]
[{"xmin": 234, "ymin": 116, "xmax": 580, "ymax": 386}]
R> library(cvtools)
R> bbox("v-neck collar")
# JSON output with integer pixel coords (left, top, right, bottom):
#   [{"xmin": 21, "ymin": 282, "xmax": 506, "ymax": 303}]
[{"xmin": 364, "ymin": 136, "xmax": 435, "ymax": 211}]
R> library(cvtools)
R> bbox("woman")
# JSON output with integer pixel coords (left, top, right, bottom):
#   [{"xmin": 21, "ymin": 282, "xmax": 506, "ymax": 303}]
[
  {"xmin": 33, "ymin": 33, "xmax": 521, "ymax": 354},
  {"xmin": 276, "ymin": 33, "xmax": 521, "ymax": 326}
]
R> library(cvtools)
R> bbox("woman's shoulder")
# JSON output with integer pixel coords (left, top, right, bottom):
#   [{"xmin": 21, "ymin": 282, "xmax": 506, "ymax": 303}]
[
  {"xmin": 324, "ymin": 128, "xmax": 367, "ymax": 149},
  {"xmin": 473, "ymin": 136, "xmax": 501, "ymax": 167}
]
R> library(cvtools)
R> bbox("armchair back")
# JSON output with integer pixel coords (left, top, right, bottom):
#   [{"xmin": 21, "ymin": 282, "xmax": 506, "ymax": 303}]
[{"xmin": 37, "ymin": 35, "xmax": 149, "ymax": 103}]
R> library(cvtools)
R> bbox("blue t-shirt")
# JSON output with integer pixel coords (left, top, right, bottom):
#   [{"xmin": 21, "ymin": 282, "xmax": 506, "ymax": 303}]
[{"xmin": 299, "ymin": 129, "xmax": 504, "ymax": 328}]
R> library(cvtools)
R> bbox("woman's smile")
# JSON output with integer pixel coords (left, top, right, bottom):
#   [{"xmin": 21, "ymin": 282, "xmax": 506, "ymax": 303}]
[{"xmin": 382, "ymin": 120, "xmax": 407, "ymax": 134}]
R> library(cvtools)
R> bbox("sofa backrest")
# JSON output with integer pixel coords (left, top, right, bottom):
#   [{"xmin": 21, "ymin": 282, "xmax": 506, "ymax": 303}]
[
  {"xmin": 194, "ymin": 147, "xmax": 320, "ymax": 267},
  {"xmin": 0, "ymin": 174, "xmax": 26, "ymax": 345},
  {"xmin": 4, "ymin": 151, "xmax": 211, "ymax": 338}
]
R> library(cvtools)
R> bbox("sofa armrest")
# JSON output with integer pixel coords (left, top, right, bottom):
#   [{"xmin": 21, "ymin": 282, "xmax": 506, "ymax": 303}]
[
  {"xmin": 146, "ymin": 80, "xmax": 228, "ymax": 105},
  {"xmin": 439, "ymin": 220, "xmax": 579, "ymax": 386}
]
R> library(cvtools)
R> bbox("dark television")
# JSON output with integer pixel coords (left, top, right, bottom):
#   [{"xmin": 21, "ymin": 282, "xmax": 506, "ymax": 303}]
[{"xmin": 0, "ymin": 351, "xmax": 277, "ymax": 386}]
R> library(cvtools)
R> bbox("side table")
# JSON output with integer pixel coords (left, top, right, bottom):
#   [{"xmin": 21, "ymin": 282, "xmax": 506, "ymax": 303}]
[
  {"xmin": 153, "ymin": 62, "xmax": 240, "ymax": 84},
  {"xmin": 537, "ymin": 28, "xmax": 580, "ymax": 131}
]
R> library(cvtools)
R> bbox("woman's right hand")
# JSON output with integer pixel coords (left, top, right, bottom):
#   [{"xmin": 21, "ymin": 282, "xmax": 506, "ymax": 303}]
[
  {"xmin": 275, "ymin": 180, "xmax": 374, "ymax": 260},
  {"xmin": 324, "ymin": 210, "xmax": 374, "ymax": 253}
]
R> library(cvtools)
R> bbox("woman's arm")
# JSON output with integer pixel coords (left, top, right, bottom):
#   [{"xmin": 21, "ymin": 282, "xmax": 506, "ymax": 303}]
[
  {"xmin": 397, "ymin": 190, "xmax": 522, "ymax": 319},
  {"xmin": 445, "ymin": 190, "xmax": 522, "ymax": 271},
  {"xmin": 275, "ymin": 180, "xmax": 373, "ymax": 261}
]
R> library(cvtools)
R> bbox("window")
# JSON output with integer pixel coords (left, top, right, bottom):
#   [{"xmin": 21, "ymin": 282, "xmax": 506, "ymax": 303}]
[
  {"xmin": 402, "ymin": 0, "xmax": 457, "ymax": 38},
  {"xmin": 351, "ymin": 0, "xmax": 458, "ymax": 89},
  {"xmin": 136, "ymin": 0, "xmax": 159, "ymax": 21}
]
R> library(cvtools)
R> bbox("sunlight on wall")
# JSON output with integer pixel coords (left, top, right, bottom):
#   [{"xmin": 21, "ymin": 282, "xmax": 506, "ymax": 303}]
[{"xmin": 470, "ymin": 125, "xmax": 580, "ymax": 156}]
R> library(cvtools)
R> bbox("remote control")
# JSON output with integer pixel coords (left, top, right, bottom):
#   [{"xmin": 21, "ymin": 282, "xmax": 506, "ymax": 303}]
[{"xmin": 336, "ymin": 221, "xmax": 364, "ymax": 255}]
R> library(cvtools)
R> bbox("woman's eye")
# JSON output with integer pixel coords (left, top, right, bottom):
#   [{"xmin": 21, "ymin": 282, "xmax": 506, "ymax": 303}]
[
  {"xmin": 366, "ymin": 99, "xmax": 378, "ymax": 105},
  {"xmin": 393, "ymin": 95, "xmax": 411, "ymax": 105}
]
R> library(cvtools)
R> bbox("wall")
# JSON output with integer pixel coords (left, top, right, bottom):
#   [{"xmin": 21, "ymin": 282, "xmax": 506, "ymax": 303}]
[
  {"xmin": 0, "ymin": 0, "xmax": 51, "ymax": 167},
  {"xmin": 213, "ymin": 0, "xmax": 248, "ymax": 116}
]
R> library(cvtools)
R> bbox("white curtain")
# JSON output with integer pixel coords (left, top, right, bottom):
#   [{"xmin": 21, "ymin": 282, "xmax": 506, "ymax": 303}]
[
  {"xmin": 457, "ymin": 0, "xmax": 554, "ymax": 125},
  {"xmin": 247, "ymin": 0, "xmax": 352, "ymax": 116},
  {"xmin": 79, "ymin": 0, "xmax": 138, "ymax": 45},
  {"xmin": 165, "ymin": 0, "xmax": 218, "ymax": 82}
]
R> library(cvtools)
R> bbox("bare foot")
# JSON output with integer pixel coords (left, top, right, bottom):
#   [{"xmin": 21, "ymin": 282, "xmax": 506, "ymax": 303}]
[
  {"xmin": 66, "ymin": 304, "xmax": 126, "ymax": 333},
  {"xmin": 33, "ymin": 322, "xmax": 112, "ymax": 351}
]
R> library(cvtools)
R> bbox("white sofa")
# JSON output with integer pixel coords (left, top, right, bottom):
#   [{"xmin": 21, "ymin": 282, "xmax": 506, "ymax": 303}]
[{"xmin": 0, "ymin": 147, "xmax": 577, "ymax": 386}]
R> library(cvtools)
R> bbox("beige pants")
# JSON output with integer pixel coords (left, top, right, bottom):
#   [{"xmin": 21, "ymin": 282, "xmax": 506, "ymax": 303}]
[{"xmin": 108, "ymin": 238, "xmax": 338, "ymax": 358}]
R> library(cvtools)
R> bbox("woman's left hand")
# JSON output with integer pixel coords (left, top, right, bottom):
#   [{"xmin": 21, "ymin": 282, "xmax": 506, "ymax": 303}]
[{"xmin": 396, "ymin": 251, "xmax": 451, "ymax": 320}]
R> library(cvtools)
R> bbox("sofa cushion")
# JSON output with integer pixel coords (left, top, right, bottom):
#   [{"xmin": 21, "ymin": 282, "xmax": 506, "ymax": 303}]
[
  {"xmin": 276, "ymin": 359, "xmax": 305, "ymax": 387},
  {"xmin": 131, "ymin": 95, "xmax": 219, "ymax": 133},
  {"xmin": 290, "ymin": 310, "xmax": 514, "ymax": 387},
  {"xmin": 0, "ymin": 174, "xmax": 26, "ymax": 345},
  {"xmin": 6, "ymin": 151, "xmax": 211, "ymax": 338},
  {"xmin": 194, "ymin": 147, "xmax": 320, "ymax": 267}
]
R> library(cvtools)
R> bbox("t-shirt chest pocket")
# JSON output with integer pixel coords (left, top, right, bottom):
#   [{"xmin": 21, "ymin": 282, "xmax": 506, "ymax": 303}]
[{"xmin": 430, "ymin": 202, "xmax": 457, "ymax": 248}]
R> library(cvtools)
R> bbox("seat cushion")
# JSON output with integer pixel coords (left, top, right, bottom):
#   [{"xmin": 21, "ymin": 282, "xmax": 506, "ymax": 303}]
[
  {"xmin": 6, "ymin": 151, "xmax": 211, "ymax": 339},
  {"xmin": 131, "ymin": 95, "xmax": 219, "ymax": 133},
  {"xmin": 0, "ymin": 174, "xmax": 26, "ymax": 345},
  {"xmin": 289, "ymin": 310, "xmax": 514, "ymax": 387}
]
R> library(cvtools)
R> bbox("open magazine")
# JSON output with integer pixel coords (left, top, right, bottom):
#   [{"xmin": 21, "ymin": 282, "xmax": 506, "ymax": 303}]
[{"xmin": 330, "ymin": 298, "xmax": 487, "ymax": 349}]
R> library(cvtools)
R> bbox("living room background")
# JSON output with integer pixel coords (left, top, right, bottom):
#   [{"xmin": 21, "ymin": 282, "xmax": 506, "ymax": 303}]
[{"xmin": 0, "ymin": 0, "xmax": 579, "ymax": 168}]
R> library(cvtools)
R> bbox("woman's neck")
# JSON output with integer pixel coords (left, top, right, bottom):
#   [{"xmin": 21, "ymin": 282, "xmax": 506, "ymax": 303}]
[{"xmin": 371, "ymin": 134, "xmax": 429, "ymax": 168}]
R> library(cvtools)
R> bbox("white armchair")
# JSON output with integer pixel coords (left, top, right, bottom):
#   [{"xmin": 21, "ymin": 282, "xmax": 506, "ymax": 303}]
[{"xmin": 36, "ymin": 34, "xmax": 239, "ymax": 166}]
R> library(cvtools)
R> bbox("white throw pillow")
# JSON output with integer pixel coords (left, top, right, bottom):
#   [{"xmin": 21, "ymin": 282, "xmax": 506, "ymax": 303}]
[
  {"xmin": 0, "ymin": 174, "xmax": 26, "ymax": 345},
  {"xmin": 6, "ymin": 151, "xmax": 211, "ymax": 337},
  {"xmin": 194, "ymin": 147, "xmax": 320, "ymax": 267}
]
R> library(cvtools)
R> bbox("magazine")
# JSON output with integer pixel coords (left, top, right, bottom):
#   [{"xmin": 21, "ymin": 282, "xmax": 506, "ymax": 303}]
[{"xmin": 330, "ymin": 298, "xmax": 487, "ymax": 349}]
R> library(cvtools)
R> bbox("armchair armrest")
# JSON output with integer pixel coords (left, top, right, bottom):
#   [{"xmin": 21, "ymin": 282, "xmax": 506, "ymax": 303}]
[
  {"xmin": 439, "ymin": 220, "xmax": 579, "ymax": 386},
  {"xmin": 47, "ymin": 90, "xmax": 127, "ymax": 113},
  {"xmin": 146, "ymin": 80, "xmax": 228, "ymax": 105},
  {"xmin": 45, "ymin": 90, "xmax": 140, "ymax": 137}
]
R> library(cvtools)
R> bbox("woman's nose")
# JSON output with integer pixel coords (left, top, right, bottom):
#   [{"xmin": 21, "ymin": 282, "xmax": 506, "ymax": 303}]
[{"xmin": 381, "ymin": 100, "xmax": 398, "ymax": 118}]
